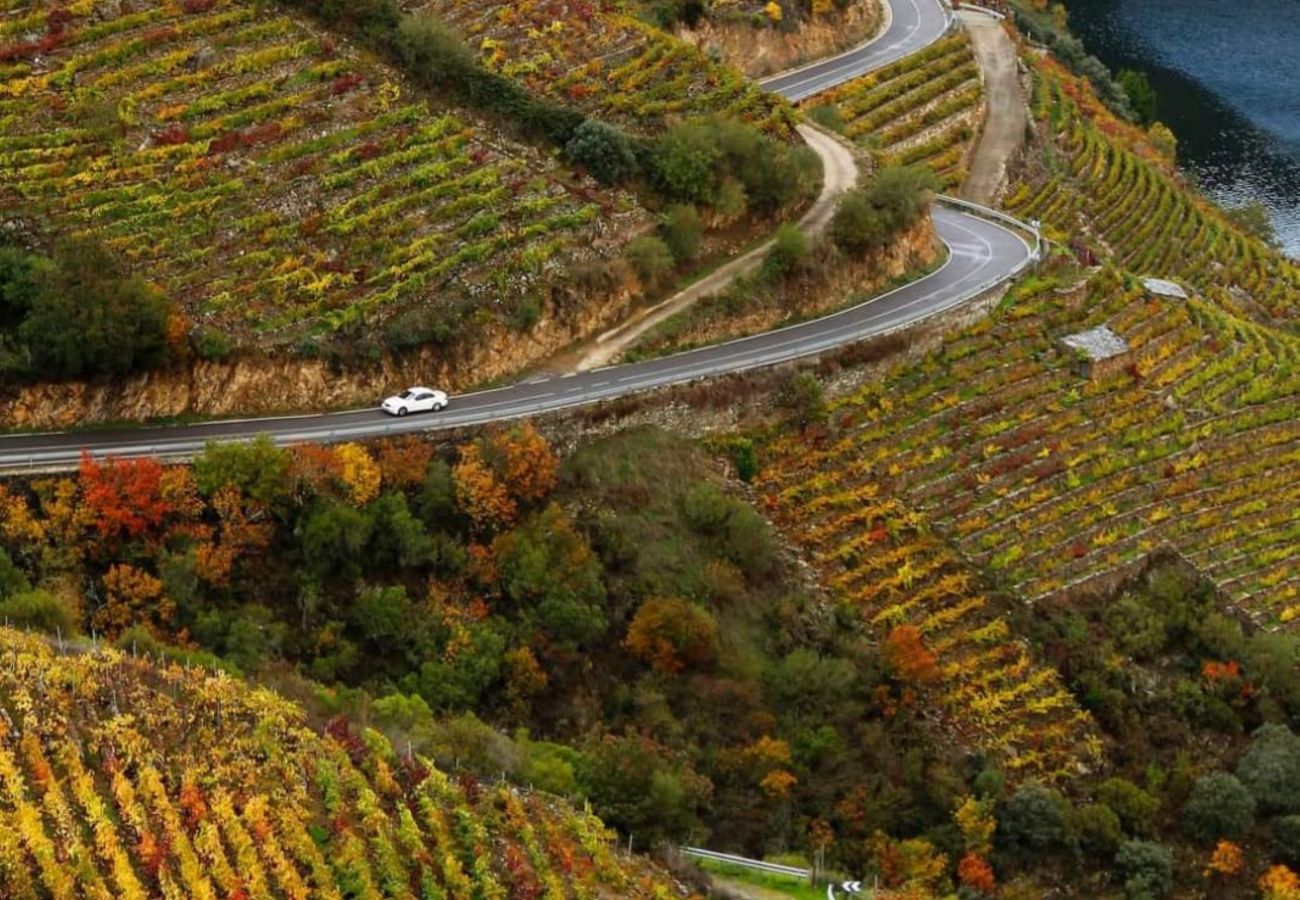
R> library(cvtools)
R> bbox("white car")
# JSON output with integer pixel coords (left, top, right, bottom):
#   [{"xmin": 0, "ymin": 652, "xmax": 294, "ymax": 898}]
[{"xmin": 381, "ymin": 386, "xmax": 448, "ymax": 417}]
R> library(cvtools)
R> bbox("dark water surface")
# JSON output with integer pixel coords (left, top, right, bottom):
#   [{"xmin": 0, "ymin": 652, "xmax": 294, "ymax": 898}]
[{"xmin": 1063, "ymin": 0, "xmax": 1300, "ymax": 257}]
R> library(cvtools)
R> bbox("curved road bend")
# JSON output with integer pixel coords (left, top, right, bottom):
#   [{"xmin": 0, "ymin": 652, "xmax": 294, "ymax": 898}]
[
  {"xmin": 0, "ymin": 209, "xmax": 1030, "ymax": 469},
  {"xmin": 760, "ymin": 0, "xmax": 952, "ymax": 101},
  {"xmin": 0, "ymin": 0, "xmax": 1034, "ymax": 471}
]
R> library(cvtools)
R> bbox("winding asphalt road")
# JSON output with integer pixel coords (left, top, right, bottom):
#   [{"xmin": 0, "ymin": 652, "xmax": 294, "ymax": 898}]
[
  {"xmin": 760, "ymin": 0, "xmax": 952, "ymax": 101},
  {"xmin": 0, "ymin": 0, "xmax": 1032, "ymax": 472}
]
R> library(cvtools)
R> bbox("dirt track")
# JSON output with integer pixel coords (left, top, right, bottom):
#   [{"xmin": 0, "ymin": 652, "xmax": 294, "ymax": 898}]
[
  {"xmin": 572, "ymin": 124, "xmax": 860, "ymax": 372},
  {"xmin": 959, "ymin": 11, "xmax": 1026, "ymax": 205}
]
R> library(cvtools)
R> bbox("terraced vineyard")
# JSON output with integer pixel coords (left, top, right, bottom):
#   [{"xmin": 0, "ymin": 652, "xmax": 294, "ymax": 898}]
[
  {"xmin": 0, "ymin": 0, "xmax": 640, "ymax": 343},
  {"xmin": 1005, "ymin": 59, "xmax": 1300, "ymax": 330},
  {"xmin": 759, "ymin": 433, "xmax": 1103, "ymax": 782},
  {"xmin": 808, "ymin": 34, "xmax": 982, "ymax": 189},
  {"xmin": 0, "ymin": 626, "xmax": 682, "ymax": 899},
  {"xmin": 767, "ymin": 268, "xmax": 1299, "ymax": 627},
  {"xmin": 405, "ymin": 0, "xmax": 797, "ymax": 138}
]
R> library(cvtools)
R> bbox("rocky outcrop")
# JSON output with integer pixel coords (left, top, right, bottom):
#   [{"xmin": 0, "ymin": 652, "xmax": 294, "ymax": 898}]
[{"xmin": 676, "ymin": 0, "xmax": 883, "ymax": 79}]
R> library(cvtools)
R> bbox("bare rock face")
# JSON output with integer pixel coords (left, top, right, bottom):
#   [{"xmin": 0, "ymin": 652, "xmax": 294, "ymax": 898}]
[{"xmin": 188, "ymin": 44, "xmax": 218, "ymax": 73}]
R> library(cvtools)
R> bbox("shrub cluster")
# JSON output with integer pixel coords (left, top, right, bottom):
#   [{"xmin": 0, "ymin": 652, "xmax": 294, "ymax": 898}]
[
  {"xmin": 830, "ymin": 165, "xmax": 939, "ymax": 255},
  {"xmin": 0, "ymin": 238, "xmax": 172, "ymax": 381}
]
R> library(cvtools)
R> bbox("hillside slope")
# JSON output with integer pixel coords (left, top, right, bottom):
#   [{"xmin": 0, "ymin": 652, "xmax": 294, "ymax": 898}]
[
  {"xmin": 809, "ymin": 33, "xmax": 984, "ymax": 191},
  {"xmin": 1005, "ymin": 56, "xmax": 1299, "ymax": 330},
  {"xmin": 0, "ymin": 0, "xmax": 645, "ymax": 346},
  {"xmin": 0, "ymin": 625, "xmax": 684, "ymax": 899},
  {"xmin": 401, "ymin": 0, "xmax": 797, "ymax": 138}
]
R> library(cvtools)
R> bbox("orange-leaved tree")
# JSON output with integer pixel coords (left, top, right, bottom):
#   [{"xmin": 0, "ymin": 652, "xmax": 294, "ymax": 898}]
[
  {"xmin": 884, "ymin": 624, "xmax": 940, "ymax": 683},
  {"xmin": 487, "ymin": 422, "xmax": 558, "ymax": 504},
  {"xmin": 375, "ymin": 435, "xmax": 435, "ymax": 489},
  {"xmin": 957, "ymin": 852, "xmax": 996, "ymax": 895},
  {"xmin": 454, "ymin": 442, "xmax": 516, "ymax": 533},
  {"xmin": 624, "ymin": 597, "xmax": 718, "ymax": 674},
  {"xmin": 78, "ymin": 453, "xmax": 174, "ymax": 545},
  {"xmin": 94, "ymin": 563, "xmax": 173, "ymax": 638}
]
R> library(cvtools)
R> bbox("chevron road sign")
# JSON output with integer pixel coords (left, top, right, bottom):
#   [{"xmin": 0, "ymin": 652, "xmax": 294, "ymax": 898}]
[{"xmin": 827, "ymin": 880, "xmax": 864, "ymax": 898}]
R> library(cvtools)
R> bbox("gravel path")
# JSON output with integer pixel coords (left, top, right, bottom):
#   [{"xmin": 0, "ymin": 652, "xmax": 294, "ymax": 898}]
[{"xmin": 958, "ymin": 10, "xmax": 1026, "ymax": 205}]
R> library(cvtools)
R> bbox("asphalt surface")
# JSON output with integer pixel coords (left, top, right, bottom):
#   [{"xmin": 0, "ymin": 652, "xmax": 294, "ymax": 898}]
[
  {"xmin": 0, "ymin": 0, "xmax": 1036, "ymax": 471},
  {"xmin": 760, "ymin": 0, "xmax": 953, "ymax": 101}
]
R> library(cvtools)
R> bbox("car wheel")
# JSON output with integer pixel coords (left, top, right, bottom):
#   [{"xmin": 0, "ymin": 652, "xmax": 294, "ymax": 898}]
[
  {"xmin": 434, "ymin": 402, "xmax": 446, "ymax": 412},
  {"xmin": 396, "ymin": 407, "xmax": 408, "ymax": 417}
]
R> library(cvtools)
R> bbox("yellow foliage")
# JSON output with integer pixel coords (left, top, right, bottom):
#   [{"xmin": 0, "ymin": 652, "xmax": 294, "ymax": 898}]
[
  {"xmin": 1261, "ymin": 865, "xmax": 1300, "ymax": 900},
  {"xmin": 333, "ymin": 443, "xmax": 381, "ymax": 506},
  {"xmin": 764, "ymin": 1, "xmax": 783, "ymax": 21}
]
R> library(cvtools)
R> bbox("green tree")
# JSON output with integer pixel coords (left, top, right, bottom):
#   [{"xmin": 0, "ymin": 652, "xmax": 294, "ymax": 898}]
[
  {"xmin": 831, "ymin": 165, "xmax": 937, "ymax": 255},
  {"xmin": 626, "ymin": 236, "xmax": 676, "ymax": 289},
  {"xmin": 1227, "ymin": 201, "xmax": 1279, "ymax": 247},
  {"xmin": 0, "ymin": 548, "xmax": 31, "ymax": 600},
  {"xmin": 349, "ymin": 584, "xmax": 415, "ymax": 647},
  {"xmin": 565, "ymin": 119, "xmax": 638, "ymax": 184},
  {"xmin": 1236, "ymin": 724, "xmax": 1300, "ymax": 815},
  {"xmin": 1183, "ymin": 772, "xmax": 1255, "ymax": 844},
  {"xmin": 1273, "ymin": 815, "xmax": 1300, "ymax": 867},
  {"xmin": 364, "ymin": 492, "xmax": 433, "ymax": 570},
  {"xmin": 409, "ymin": 619, "xmax": 506, "ymax": 711},
  {"xmin": 1117, "ymin": 70, "xmax": 1158, "ymax": 124},
  {"xmin": 659, "ymin": 204, "xmax": 704, "ymax": 264},
  {"xmin": 298, "ymin": 499, "xmax": 372, "ymax": 580},
  {"xmin": 0, "ymin": 589, "xmax": 78, "ymax": 635},
  {"xmin": 1068, "ymin": 802, "xmax": 1122, "ymax": 856},
  {"xmin": 763, "ymin": 222, "xmax": 810, "ymax": 279},
  {"xmin": 578, "ymin": 732, "xmax": 712, "ymax": 843},
  {"xmin": 20, "ymin": 237, "xmax": 172, "ymax": 379},
  {"xmin": 1115, "ymin": 840, "xmax": 1173, "ymax": 899},
  {"xmin": 652, "ymin": 121, "xmax": 723, "ymax": 203},
  {"xmin": 192, "ymin": 436, "xmax": 291, "ymax": 507},
  {"xmin": 780, "ymin": 371, "xmax": 828, "ymax": 431},
  {"xmin": 1098, "ymin": 777, "xmax": 1160, "ymax": 837},
  {"xmin": 493, "ymin": 504, "xmax": 608, "ymax": 648},
  {"xmin": 997, "ymin": 780, "xmax": 1070, "ymax": 858}
]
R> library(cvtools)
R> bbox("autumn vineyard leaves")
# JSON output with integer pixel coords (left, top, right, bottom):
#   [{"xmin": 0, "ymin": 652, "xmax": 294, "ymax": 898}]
[
  {"xmin": 0, "ymin": 0, "xmax": 636, "ymax": 342},
  {"xmin": 0, "ymin": 626, "xmax": 682, "ymax": 899}
]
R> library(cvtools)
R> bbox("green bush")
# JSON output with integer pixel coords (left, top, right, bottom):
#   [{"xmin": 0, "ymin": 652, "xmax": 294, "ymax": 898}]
[
  {"xmin": 2, "ymin": 237, "xmax": 172, "ymax": 380},
  {"xmin": 0, "ymin": 590, "xmax": 78, "ymax": 635},
  {"xmin": 0, "ymin": 548, "xmax": 30, "ymax": 600},
  {"xmin": 192, "ymin": 436, "xmax": 292, "ymax": 507},
  {"xmin": 1098, "ymin": 777, "xmax": 1160, "ymax": 837},
  {"xmin": 626, "ymin": 236, "xmax": 676, "ymax": 288},
  {"xmin": 565, "ymin": 119, "xmax": 639, "ymax": 184},
  {"xmin": 1105, "ymin": 593, "xmax": 1167, "ymax": 660},
  {"xmin": 996, "ymin": 780, "xmax": 1070, "ymax": 857},
  {"xmin": 650, "ymin": 118, "xmax": 818, "ymax": 210},
  {"xmin": 1273, "ymin": 815, "xmax": 1300, "ymax": 867},
  {"xmin": 830, "ymin": 165, "xmax": 938, "ymax": 256},
  {"xmin": 727, "ymin": 437, "xmax": 758, "ymax": 483},
  {"xmin": 780, "ymin": 371, "xmax": 828, "ymax": 431},
  {"xmin": 806, "ymin": 104, "xmax": 845, "ymax": 132},
  {"xmin": 1182, "ymin": 772, "xmax": 1255, "ymax": 843},
  {"xmin": 1069, "ymin": 802, "xmax": 1122, "ymax": 856},
  {"xmin": 763, "ymin": 222, "xmax": 811, "ymax": 279},
  {"xmin": 1236, "ymin": 724, "xmax": 1300, "ymax": 815},
  {"xmin": 1115, "ymin": 840, "xmax": 1173, "ymax": 899},
  {"xmin": 659, "ymin": 204, "xmax": 704, "ymax": 264}
]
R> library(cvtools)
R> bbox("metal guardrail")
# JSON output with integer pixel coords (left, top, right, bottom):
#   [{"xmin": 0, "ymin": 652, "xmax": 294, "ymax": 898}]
[
  {"xmin": 956, "ymin": 2, "xmax": 1007, "ymax": 19},
  {"xmin": 681, "ymin": 847, "xmax": 810, "ymax": 879}
]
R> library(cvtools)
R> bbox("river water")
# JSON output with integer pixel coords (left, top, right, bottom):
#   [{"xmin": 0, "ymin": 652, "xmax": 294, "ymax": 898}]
[{"xmin": 1062, "ymin": 0, "xmax": 1300, "ymax": 258}]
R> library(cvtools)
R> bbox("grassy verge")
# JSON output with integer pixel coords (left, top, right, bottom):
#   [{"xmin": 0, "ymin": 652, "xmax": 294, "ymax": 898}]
[{"xmin": 693, "ymin": 857, "xmax": 828, "ymax": 899}]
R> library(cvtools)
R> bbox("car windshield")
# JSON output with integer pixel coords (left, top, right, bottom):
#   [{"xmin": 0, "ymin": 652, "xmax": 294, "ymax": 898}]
[{"xmin": 397, "ymin": 390, "xmax": 414, "ymax": 399}]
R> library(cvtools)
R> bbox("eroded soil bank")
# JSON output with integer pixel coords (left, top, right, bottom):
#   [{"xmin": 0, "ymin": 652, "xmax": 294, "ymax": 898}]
[{"xmin": 677, "ymin": 0, "xmax": 884, "ymax": 79}]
